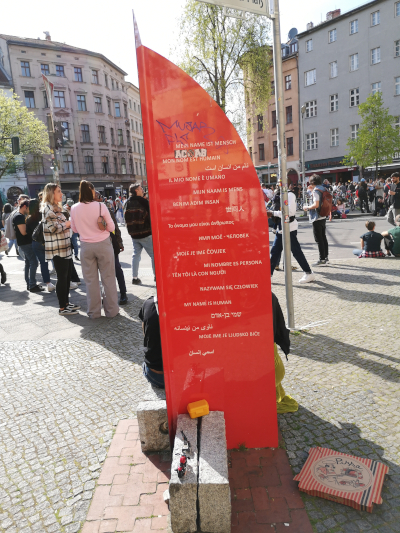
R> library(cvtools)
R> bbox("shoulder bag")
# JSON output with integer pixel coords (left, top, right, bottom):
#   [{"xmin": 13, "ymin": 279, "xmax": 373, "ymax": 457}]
[
  {"xmin": 32, "ymin": 220, "xmax": 45, "ymax": 244},
  {"xmin": 97, "ymin": 203, "xmax": 107, "ymax": 231}
]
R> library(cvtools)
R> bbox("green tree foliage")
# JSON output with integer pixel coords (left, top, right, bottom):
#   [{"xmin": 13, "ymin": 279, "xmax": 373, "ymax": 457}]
[
  {"xmin": 343, "ymin": 92, "xmax": 400, "ymax": 178},
  {"xmin": 176, "ymin": 0, "xmax": 271, "ymax": 135},
  {"xmin": 0, "ymin": 90, "xmax": 50, "ymax": 179}
]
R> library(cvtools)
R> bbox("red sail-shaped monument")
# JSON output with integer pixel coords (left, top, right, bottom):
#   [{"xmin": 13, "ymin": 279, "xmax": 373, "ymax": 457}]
[{"xmin": 134, "ymin": 14, "xmax": 278, "ymax": 448}]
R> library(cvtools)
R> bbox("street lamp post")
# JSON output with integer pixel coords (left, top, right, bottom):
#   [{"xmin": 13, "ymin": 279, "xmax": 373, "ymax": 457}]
[{"xmin": 300, "ymin": 104, "xmax": 306, "ymax": 206}]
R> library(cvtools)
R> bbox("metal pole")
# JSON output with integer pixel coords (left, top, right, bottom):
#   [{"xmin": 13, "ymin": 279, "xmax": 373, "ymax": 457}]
[
  {"xmin": 300, "ymin": 105, "xmax": 306, "ymax": 206},
  {"xmin": 271, "ymin": 0, "xmax": 295, "ymax": 328}
]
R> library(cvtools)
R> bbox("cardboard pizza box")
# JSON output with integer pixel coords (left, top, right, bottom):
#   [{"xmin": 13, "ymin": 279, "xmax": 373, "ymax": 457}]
[{"xmin": 294, "ymin": 447, "xmax": 389, "ymax": 513}]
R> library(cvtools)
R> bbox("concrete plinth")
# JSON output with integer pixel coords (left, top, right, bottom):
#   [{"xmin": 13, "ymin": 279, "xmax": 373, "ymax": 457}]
[
  {"xmin": 137, "ymin": 400, "xmax": 170, "ymax": 452},
  {"xmin": 169, "ymin": 414, "xmax": 198, "ymax": 533},
  {"xmin": 198, "ymin": 411, "xmax": 231, "ymax": 533}
]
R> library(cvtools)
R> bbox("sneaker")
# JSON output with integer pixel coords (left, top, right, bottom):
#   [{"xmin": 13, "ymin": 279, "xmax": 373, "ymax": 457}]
[
  {"xmin": 66, "ymin": 303, "xmax": 81, "ymax": 311},
  {"xmin": 275, "ymin": 266, "xmax": 281, "ymax": 271},
  {"xmin": 69, "ymin": 282, "xmax": 79, "ymax": 290},
  {"xmin": 313, "ymin": 259, "xmax": 326, "ymax": 266},
  {"xmin": 132, "ymin": 278, "xmax": 142, "ymax": 285},
  {"xmin": 299, "ymin": 272, "xmax": 316, "ymax": 284},
  {"xmin": 47, "ymin": 282, "xmax": 56, "ymax": 292},
  {"xmin": 4, "ymin": 249, "xmax": 8, "ymax": 256},
  {"xmin": 119, "ymin": 295, "xmax": 128, "ymax": 305},
  {"xmin": 324, "ymin": 258, "xmax": 330, "ymax": 265},
  {"xmin": 16, "ymin": 250, "xmax": 19, "ymax": 256},
  {"xmin": 30, "ymin": 285, "xmax": 45, "ymax": 293},
  {"xmin": 49, "ymin": 269, "xmax": 56, "ymax": 275},
  {"xmin": 75, "ymin": 255, "xmax": 79, "ymax": 261},
  {"xmin": 59, "ymin": 307, "xmax": 79, "ymax": 316}
]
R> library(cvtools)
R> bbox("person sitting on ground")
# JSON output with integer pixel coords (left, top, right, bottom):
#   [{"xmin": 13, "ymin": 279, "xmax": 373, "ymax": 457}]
[
  {"xmin": 352, "ymin": 220, "xmax": 385, "ymax": 258},
  {"xmin": 381, "ymin": 214, "xmax": 400, "ymax": 257},
  {"xmin": 139, "ymin": 292, "xmax": 164, "ymax": 389}
]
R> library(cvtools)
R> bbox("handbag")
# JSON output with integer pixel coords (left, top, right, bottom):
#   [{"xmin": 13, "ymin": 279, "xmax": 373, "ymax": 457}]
[
  {"xmin": 97, "ymin": 203, "xmax": 107, "ymax": 231},
  {"xmin": 0, "ymin": 231, "xmax": 8, "ymax": 252},
  {"xmin": 32, "ymin": 221, "xmax": 45, "ymax": 244}
]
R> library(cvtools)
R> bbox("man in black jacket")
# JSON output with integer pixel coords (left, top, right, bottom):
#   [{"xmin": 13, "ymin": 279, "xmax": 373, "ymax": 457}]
[
  {"xmin": 124, "ymin": 183, "xmax": 156, "ymax": 284},
  {"xmin": 388, "ymin": 172, "xmax": 400, "ymax": 220}
]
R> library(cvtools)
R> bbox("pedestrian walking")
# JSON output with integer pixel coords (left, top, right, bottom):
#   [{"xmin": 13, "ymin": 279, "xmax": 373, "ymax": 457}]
[
  {"xmin": 115, "ymin": 197, "xmax": 124, "ymax": 226},
  {"xmin": 303, "ymin": 174, "xmax": 331, "ymax": 266},
  {"xmin": 358, "ymin": 179, "xmax": 370, "ymax": 213},
  {"xmin": 124, "ymin": 183, "xmax": 156, "ymax": 284},
  {"xmin": 388, "ymin": 172, "xmax": 400, "ymax": 223},
  {"xmin": 2, "ymin": 203, "xmax": 18, "ymax": 256},
  {"xmin": 70, "ymin": 180, "xmax": 119, "ymax": 319},
  {"xmin": 42, "ymin": 183, "xmax": 80, "ymax": 315}
]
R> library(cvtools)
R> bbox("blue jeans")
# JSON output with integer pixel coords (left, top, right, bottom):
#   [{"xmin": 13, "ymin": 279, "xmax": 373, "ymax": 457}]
[
  {"xmin": 131, "ymin": 235, "xmax": 155, "ymax": 278},
  {"xmin": 19, "ymin": 243, "xmax": 38, "ymax": 289},
  {"xmin": 71, "ymin": 233, "xmax": 79, "ymax": 257},
  {"xmin": 8, "ymin": 239, "xmax": 18, "ymax": 253},
  {"xmin": 143, "ymin": 362, "xmax": 165, "ymax": 389},
  {"xmin": 353, "ymin": 249, "xmax": 363, "ymax": 256},
  {"xmin": 32, "ymin": 241, "xmax": 50, "ymax": 284},
  {"xmin": 270, "ymin": 231, "xmax": 312, "ymax": 276}
]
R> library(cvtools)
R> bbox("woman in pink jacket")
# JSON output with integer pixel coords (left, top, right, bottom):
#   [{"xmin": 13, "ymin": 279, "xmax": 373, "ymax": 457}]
[{"xmin": 71, "ymin": 180, "xmax": 119, "ymax": 319}]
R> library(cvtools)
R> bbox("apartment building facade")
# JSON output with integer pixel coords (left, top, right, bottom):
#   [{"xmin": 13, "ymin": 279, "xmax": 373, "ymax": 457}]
[
  {"xmin": 247, "ymin": 37, "xmax": 300, "ymax": 186},
  {"xmin": 0, "ymin": 33, "xmax": 146, "ymax": 200},
  {"xmin": 297, "ymin": 0, "xmax": 400, "ymax": 182}
]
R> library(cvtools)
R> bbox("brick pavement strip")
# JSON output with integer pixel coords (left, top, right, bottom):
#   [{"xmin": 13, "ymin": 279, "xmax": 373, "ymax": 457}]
[{"xmin": 1, "ymin": 236, "xmax": 400, "ymax": 532}]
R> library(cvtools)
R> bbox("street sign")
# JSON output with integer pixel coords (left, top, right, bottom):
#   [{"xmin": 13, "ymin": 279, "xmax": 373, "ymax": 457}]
[{"xmin": 197, "ymin": 0, "xmax": 269, "ymax": 17}]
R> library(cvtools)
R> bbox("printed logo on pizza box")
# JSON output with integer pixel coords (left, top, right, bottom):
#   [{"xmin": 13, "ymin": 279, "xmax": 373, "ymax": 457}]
[{"xmin": 312, "ymin": 456, "xmax": 373, "ymax": 492}]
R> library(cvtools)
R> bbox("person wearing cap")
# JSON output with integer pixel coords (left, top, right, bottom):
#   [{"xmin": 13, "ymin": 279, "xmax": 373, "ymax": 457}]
[
  {"xmin": 124, "ymin": 183, "xmax": 156, "ymax": 284},
  {"xmin": 64, "ymin": 199, "xmax": 80, "ymax": 260},
  {"xmin": 139, "ymin": 292, "xmax": 164, "ymax": 388}
]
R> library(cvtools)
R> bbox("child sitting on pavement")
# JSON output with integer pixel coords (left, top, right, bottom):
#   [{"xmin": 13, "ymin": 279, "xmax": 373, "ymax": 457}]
[{"xmin": 352, "ymin": 220, "xmax": 385, "ymax": 258}]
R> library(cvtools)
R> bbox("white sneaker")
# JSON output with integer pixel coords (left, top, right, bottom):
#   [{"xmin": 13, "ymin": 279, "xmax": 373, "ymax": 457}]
[
  {"xmin": 69, "ymin": 282, "xmax": 79, "ymax": 290},
  {"xmin": 47, "ymin": 282, "xmax": 56, "ymax": 292},
  {"xmin": 49, "ymin": 269, "xmax": 56, "ymax": 275},
  {"xmin": 299, "ymin": 272, "xmax": 316, "ymax": 284}
]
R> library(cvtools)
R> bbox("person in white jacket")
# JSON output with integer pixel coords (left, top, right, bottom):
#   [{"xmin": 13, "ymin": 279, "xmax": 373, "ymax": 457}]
[{"xmin": 267, "ymin": 190, "xmax": 316, "ymax": 284}]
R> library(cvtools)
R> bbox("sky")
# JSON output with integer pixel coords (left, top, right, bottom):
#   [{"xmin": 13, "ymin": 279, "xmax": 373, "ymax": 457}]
[{"xmin": 1, "ymin": 0, "xmax": 364, "ymax": 85}]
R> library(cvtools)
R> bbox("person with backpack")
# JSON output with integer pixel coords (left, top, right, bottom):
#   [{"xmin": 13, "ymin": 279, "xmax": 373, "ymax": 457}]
[
  {"xmin": 303, "ymin": 174, "xmax": 332, "ymax": 266},
  {"xmin": 124, "ymin": 183, "xmax": 155, "ymax": 284}
]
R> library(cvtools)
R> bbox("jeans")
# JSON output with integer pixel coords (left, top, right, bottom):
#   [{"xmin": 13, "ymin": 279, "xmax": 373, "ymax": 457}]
[
  {"xmin": 115, "ymin": 253, "xmax": 127, "ymax": 296},
  {"xmin": 131, "ymin": 235, "xmax": 155, "ymax": 278},
  {"xmin": 32, "ymin": 241, "xmax": 50, "ymax": 284},
  {"xmin": 8, "ymin": 239, "xmax": 18, "ymax": 253},
  {"xmin": 53, "ymin": 255, "xmax": 72, "ymax": 309},
  {"xmin": 312, "ymin": 219, "xmax": 329, "ymax": 261},
  {"xmin": 142, "ymin": 362, "xmax": 165, "ymax": 389},
  {"xmin": 71, "ymin": 233, "xmax": 79, "ymax": 257},
  {"xmin": 353, "ymin": 249, "xmax": 363, "ymax": 257},
  {"xmin": 19, "ymin": 243, "xmax": 38, "ymax": 289},
  {"xmin": 270, "ymin": 231, "xmax": 312, "ymax": 276}
]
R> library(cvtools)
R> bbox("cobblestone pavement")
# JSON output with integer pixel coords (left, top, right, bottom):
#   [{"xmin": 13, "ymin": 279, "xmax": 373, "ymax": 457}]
[{"xmin": 0, "ymin": 226, "xmax": 399, "ymax": 532}]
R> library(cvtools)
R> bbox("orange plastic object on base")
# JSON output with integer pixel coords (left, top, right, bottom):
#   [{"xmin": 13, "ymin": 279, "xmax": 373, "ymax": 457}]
[
  {"xmin": 187, "ymin": 400, "xmax": 210, "ymax": 419},
  {"xmin": 133, "ymin": 12, "xmax": 278, "ymax": 450}
]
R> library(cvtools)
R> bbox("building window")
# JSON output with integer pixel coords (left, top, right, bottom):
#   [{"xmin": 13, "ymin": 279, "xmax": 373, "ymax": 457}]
[
  {"xmin": 126, "ymin": 130, "xmax": 131, "ymax": 146},
  {"xmin": 81, "ymin": 124, "xmax": 90, "ymax": 142},
  {"xmin": 54, "ymin": 90, "xmax": 66, "ymax": 108},
  {"xmin": 142, "ymin": 142, "xmax": 144, "ymax": 154},
  {"xmin": 371, "ymin": 47, "xmax": 381, "ymax": 65},
  {"xmin": 271, "ymin": 80, "xmax": 275, "ymax": 95},
  {"xmin": 395, "ymin": 116, "xmax": 400, "ymax": 128},
  {"xmin": 63, "ymin": 155, "xmax": 74, "ymax": 174},
  {"xmin": 111, "ymin": 78, "xmax": 115, "ymax": 90},
  {"xmin": 136, "ymin": 121, "xmax": 139, "ymax": 133},
  {"xmin": 110, "ymin": 128, "xmax": 115, "ymax": 144},
  {"xmin": 286, "ymin": 106, "xmax": 293, "ymax": 124},
  {"xmin": 121, "ymin": 158, "xmax": 127, "ymax": 174},
  {"xmin": 330, "ymin": 128, "xmax": 339, "ymax": 147},
  {"xmin": 287, "ymin": 137, "xmax": 293, "ymax": 156},
  {"xmin": 77, "ymin": 95, "xmax": 87, "ymax": 111},
  {"xmin": 56, "ymin": 65, "xmax": 65, "ymax": 77},
  {"xmin": 94, "ymin": 97, "xmax": 102, "ymax": 113},
  {"xmin": 371, "ymin": 10, "xmax": 380, "ymax": 26},
  {"xmin": 107, "ymin": 99, "xmax": 111, "ymax": 115},
  {"xmin": 396, "ymin": 1, "xmax": 400, "ymax": 16},
  {"xmin": 84, "ymin": 155, "xmax": 94, "ymax": 174},
  {"xmin": 104, "ymin": 73, "xmax": 108, "ymax": 87},
  {"xmin": 102, "ymin": 156, "xmax": 109, "ymax": 174},
  {"xmin": 92, "ymin": 70, "xmax": 99, "ymax": 84},
  {"xmin": 371, "ymin": 82, "xmax": 381, "ymax": 95},
  {"xmin": 350, "ymin": 19, "xmax": 358, "ymax": 34},
  {"xmin": 351, "ymin": 124, "xmax": 359, "ymax": 139},
  {"xmin": 306, "ymin": 39, "xmax": 313, "ymax": 52},
  {"xmin": 24, "ymin": 91, "xmax": 35, "ymax": 108},
  {"xmin": 329, "ymin": 29, "xmax": 337, "ymax": 43},
  {"xmin": 114, "ymin": 157, "xmax": 118, "ymax": 173},
  {"xmin": 306, "ymin": 132, "xmax": 318, "ymax": 150},
  {"xmin": 21, "ymin": 61, "xmax": 31, "ymax": 77},
  {"xmin": 116, "ymin": 81, "xmax": 119, "ymax": 90},
  {"xmin": 350, "ymin": 88, "xmax": 360, "ymax": 107},
  {"xmin": 257, "ymin": 115, "xmax": 264, "ymax": 131},
  {"xmin": 396, "ymin": 76, "xmax": 400, "ymax": 95},
  {"xmin": 118, "ymin": 129, "xmax": 124, "ymax": 145},
  {"xmin": 284, "ymin": 75, "xmax": 291, "ymax": 91},
  {"xmin": 272, "ymin": 141, "xmax": 278, "ymax": 159},
  {"xmin": 129, "ymin": 157, "xmax": 133, "ymax": 173},
  {"xmin": 74, "ymin": 67, "xmax": 83, "ymax": 82},
  {"xmin": 350, "ymin": 53, "xmax": 359, "ymax": 71},
  {"xmin": 114, "ymin": 102, "xmax": 121, "ymax": 117},
  {"xmin": 33, "ymin": 156, "xmax": 44, "ymax": 175},
  {"xmin": 132, "ymin": 140, "xmax": 136, "ymax": 152},
  {"xmin": 305, "ymin": 100, "xmax": 317, "ymax": 117},
  {"xmin": 395, "ymin": 40, "xmax": 400, "ymax": 57},
  {"xmin": 135, "ymin": 161, "xmax": 139, "ymax": 174},
  {"xmin": 61, "ymin": 122, "xmax": 69, "ymax": 140},
  {"xmin": 290, "ymin": 42, "xmax": 298, "ymax": 53},
  {"xmin": 330, "ymin": 61, "xmax": 338, "ymax": 78},
  {"xmin": 43, "ymin": 91, "xmax": 48, "ymax": 108},
  {"xmin": 258, "ymin": 143, "xmax": 265, "ymax": 161},
  {"xmin": 124, "ymin": 103, "xmax": 128, "ymax": 118},
  {"xmin": 41, "ymin": 64, "xmax": 50, "ymax": 75},
  {"xmin": 305, "ymin": 69, "xmax": 316, "ymax": 86},
  {"xmin": 98, "ymin": 125, "xmax": 106, "ymax": 143},
  {"xmin": 330, "ymin": 94, "xmax": 338, "ymax": 112},
  {"xmin": 272, "ymin": 110, "xmax": 276, "ymax": 128}
]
